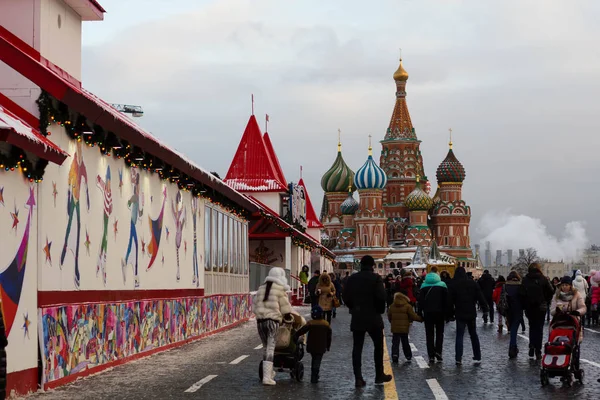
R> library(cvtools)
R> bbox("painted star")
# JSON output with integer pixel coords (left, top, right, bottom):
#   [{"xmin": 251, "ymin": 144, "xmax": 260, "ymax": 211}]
[
  {"xmin": 0, "ymin": 186, "xmax": 4, "ymax": 206},
  {"xmin": 141, "ymin": 237, "xmax": 146, "ymax": 254},
  {"xmin": 118, "ymin": 168, "xmax": 124, "ymax": 194},
  {"xmin": 22, "ymin": 313, "xmax": 31, "ymax": 339},
  {"xmin": 113, "ymin": 219, "xmax": 119, "ymax": 240},
  {"xmin": 84, "ymin": 230, "xmax": 91, "ymax": 255},
  {"xmin": 52, "ymin": 182, "xmax": 58, "ymax": 206},
  {"xmin": 43, "ymin": 237, "xmax": 52, "ymax": 265},
  {"xmin": 10, "ymin": 205, "xmax": 19, "ymax": 232}
]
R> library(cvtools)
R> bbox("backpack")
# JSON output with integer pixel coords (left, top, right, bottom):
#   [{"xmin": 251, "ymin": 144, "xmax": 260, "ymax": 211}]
[
  {"xmin": 497, "ymin": 286, "xmax": 509, "ymax": 316},
  {"xmin": 523, "ymin": 277, "xmax": 547, "ymax": 312}
]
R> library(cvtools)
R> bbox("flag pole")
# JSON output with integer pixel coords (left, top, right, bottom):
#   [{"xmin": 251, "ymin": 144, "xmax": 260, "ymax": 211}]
[{"xmin": 251, "ymin": 94, "xmax": 254, "ymax": 115}]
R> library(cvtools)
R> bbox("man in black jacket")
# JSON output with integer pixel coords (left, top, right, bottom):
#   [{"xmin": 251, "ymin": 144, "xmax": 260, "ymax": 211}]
[
  {"xmin": 343, "ymin": 256, "xmax": 392, "ymax": 387},
  {"xmin": 307, "ymin": 270, "xmax": 320, "ymax": 307},
  {"xmin": 449, "ymin": 267, "xmax": 488, "ymax": 364},
  {"xmin": 478, "ymin": 270, "xmax": 496, "ymax": 324},
  {"xmin": 520, "ymin": 263, "xmax": 554, "ymax": 359}
]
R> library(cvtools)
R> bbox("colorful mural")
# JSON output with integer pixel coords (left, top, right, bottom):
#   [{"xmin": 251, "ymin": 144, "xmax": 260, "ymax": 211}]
[
  {"xmin": 0, "ymin": 187, "xmax": 35, "ymax": 336},
  {"xmin": 60, "ymin": 140, "xmax": 90, "ymax": 289},
  {"xmin": 191, "ymin": 197, "xmax": 200, "ymax": 287},
  {"xmin": 122, "ymin": 169, "xmax": 144, "ymax": 287},
  {"xmin": 40, "ymin": 294, "xmax": 251, "ymax": 384},
  {"xmin": 147, "ymin": 187, "xmax": 167, "ymax": 271},
  {"xmin": 171, "ymin": 191, "xmax": 186, "ymax": 281},
  {"xmin": 95, "ymin": 166, "xmax": 113, "ymax": 286}
]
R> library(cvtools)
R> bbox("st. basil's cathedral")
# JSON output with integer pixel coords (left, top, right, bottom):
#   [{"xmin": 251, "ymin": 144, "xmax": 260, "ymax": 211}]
[{"xmin": 320, "ymin": 57, "xmax": 478, "ymax": 273}]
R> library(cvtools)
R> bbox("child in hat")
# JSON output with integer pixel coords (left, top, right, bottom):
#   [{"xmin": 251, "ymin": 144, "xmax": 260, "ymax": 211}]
[{"xmin": 294, "ymin": 306, "xmax": 332, "ymax": 383}]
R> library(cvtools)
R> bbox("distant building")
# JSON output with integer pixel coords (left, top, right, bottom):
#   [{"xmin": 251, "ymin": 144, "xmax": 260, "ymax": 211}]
[
  {"xmin": 543, "ymin": 262, "xmax": 568, "ymax": 279},
  {"xmin": 507, "ymin": 249, "xmax": 513, "ymax": 266}
]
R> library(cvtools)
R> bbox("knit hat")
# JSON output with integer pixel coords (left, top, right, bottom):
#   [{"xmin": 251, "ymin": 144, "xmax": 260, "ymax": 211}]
[
  {"xmin": 560, "ymin": 276, "xmax": 572, "ymax": 285},
  {"xmin": 265, "ymin": 267, "xmax": 290, "ymax": 290},
  {"xmin": 575, "ymin": 270, "xmax": 582, "ymax": 277},
  {"xmin": 311, "ymin": 305, "xmax": 324, "ymax": 320}
]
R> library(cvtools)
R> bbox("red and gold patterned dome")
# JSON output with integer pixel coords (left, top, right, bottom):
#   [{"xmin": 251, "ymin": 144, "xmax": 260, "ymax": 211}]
[{"xmin": 436, "ymin": 143, "xmax": 466, "ymax": 184}]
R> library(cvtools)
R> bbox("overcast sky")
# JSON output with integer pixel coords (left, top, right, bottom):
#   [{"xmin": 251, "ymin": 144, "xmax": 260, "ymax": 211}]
[{"xmin": 81, "ymin": 0, "xmax": 600, "ymax": 251}]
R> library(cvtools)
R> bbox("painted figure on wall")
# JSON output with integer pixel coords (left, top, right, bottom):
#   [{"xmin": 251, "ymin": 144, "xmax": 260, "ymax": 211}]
[
  {"xmin": 122, "ymin": 169, "xmax": 144, "ymax": 288},
  {"xmin": 191, "ymin": 197, "xmax": 200, "ymax": 287},
  {"xmin": 147, "ymin": 187, "xmax": 167, "ymax": 270},
  {"xmin": 171, "ymin": 191, "xmax": 186, "ymax": 281},
  {"xmin": 60, "ymin": 140, "xmax": 90, "ymax": 288},
  {"xmin": 0, "ymin": 187, "xmax": 35, "ymax": 336},
  {"xmin": 96, "ymin": 166, "xmax": 113, "ymax": 286}
]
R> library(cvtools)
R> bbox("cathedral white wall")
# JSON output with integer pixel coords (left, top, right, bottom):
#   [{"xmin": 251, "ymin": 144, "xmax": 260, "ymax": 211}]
[{"xmin": 0, "ymin": 170, "xmax": 38, "ymax": 375}]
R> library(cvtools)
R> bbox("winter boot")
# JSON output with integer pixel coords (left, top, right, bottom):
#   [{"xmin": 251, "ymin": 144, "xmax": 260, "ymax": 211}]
[
  {"xmin": 508, "ymin": 346, "xmax": 518, "ymax": 359},
  {"xmin": 375, "ymin": 374, "xmax": 393, "ymax": 384},
  {"xmin": 311, "ymin": 368, "xmax": 319, "ymax": 384},
  {"xmin": 497, "ymin": 324, "xmax": 503, "ymax": 334},
  {"xmin": 262, "ymin": 361, "xmax": 276, "ymax": 386}
]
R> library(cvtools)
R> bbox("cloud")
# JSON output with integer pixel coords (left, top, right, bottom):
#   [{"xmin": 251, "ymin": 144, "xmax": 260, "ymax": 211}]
[
  {"xmin": 476, "ymin": 210, "xmax": 588, "ymax": 261},
  {"xmin": 82, "ymin": 0, "xmax": 600, "ymax": 243}
]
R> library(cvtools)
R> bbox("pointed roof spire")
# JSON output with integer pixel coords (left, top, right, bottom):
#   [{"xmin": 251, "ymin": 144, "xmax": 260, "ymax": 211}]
[
  {"xmin": 448, "ymin": 128, "xmax": 453, "ymax": 149},
  {"xmin": 386, "ymin": 54, "xmax": 415, "ymax": 140},
  {"xmin": 393, "ymin": 50, "xmax": 409, "ymax": 82},
  {"xmin": 298, "ymin": 178, "xmax": 323, "ymax": 229},
  {"xmin": 337, "ymin": 128, "xmax": 342, "ymax": 152},
  {"xmin": 225, "ymin": 115, "xmax": 287, "ymax": 192},
  {"xmin": 263, "ymin": 131, "xmax": 287, "ymax": 187}
]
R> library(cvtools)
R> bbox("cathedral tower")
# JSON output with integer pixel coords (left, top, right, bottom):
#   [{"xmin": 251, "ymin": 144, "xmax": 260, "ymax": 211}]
[{"xmin": 405, "ymin": 176, "xmax": 433, "ymax": 247}]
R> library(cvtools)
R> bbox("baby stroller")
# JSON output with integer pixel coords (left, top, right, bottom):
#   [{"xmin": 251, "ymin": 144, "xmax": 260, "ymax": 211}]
[
  {"xmin": 540, "ymin": 311, "xmax": 584, "ymax": 387},
  {"xmin": 258, "ymin": 316, "xmax": 305, "ymax": 382}
]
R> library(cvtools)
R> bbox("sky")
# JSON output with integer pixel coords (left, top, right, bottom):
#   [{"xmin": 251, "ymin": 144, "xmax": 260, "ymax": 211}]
[{"xmin": 81, "ymin": 0, "xmax": 600, "ymax": 257}]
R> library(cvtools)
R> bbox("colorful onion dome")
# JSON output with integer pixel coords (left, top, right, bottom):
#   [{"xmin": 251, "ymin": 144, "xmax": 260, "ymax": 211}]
[
  {"xmin": 436, "ymin": 144, "xmax": 466, "ymax": 184},
  {"xmin": 393, "ymin": 58, "xmax": 409, "ymax": 82},
  {"xmin": 405, "ymin": 178, "xmax": 433, "ymax": 211},
  {"xmin": 354, "ymin": 145, "xmax": 387, "ymax": 190},
  {"xmin": 340, "ymin": 191, "xmax": 359, "ymax": 215},
  {"xmin": 321, "ymin": 142, "xmax": 355, "ymax": 193},
  {"xmin": 432, "ymin": 186, "xmax": 441, "ymax": 206}
]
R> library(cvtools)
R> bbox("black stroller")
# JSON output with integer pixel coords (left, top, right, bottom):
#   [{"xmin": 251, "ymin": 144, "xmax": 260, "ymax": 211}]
[{"xmin": 258, "ymin": 318, "xmax": 305, "ymax": 382}]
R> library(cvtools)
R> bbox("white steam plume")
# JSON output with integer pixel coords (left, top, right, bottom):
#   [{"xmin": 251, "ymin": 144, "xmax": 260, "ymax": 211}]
[{"xmin": 476, "ymin": 211, "xmax": 588, "ymax": 262}]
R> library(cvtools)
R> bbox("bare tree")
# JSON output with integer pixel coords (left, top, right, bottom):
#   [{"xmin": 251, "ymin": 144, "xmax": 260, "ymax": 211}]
[{"xmin": 512, "ymin": 247, "xmax": 540, "ymax": 277}]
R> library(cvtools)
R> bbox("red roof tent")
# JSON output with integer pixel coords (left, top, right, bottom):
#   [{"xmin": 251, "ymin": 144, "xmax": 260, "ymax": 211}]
[
  {"xmin": 0, "ymin": 93, "xmax": 68, "ymax": 165},
  {"xmin": 263, "ymin": 132, "xmax": 287, "ymax": 188},
  {"xmin": 225, "ymin": 115, "xmax": 287, "ymax": 192},
  {"xmin": 297, "ymin": 178, "xmax": 323, "ymax": 229},
  {"xmin": 0, "ymin": 25, "xmax": 258, "ymax": 213},
  {"xmin": 248, "ymin": 195, "xmax": 334, "ymax": 258}
]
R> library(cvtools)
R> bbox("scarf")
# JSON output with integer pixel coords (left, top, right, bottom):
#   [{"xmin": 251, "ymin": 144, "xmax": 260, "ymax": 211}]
[{"xmin": 558, "ymin": 291, "xmax": 574, "ymax": 302}]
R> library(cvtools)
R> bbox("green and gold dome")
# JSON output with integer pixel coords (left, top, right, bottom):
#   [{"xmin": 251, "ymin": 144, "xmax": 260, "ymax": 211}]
[
  {"xmin": 321, "ymin": 142, "xmax": 356, "ymax": 193},
  {"xmin": 405, "ymin": 177, "xmax": 433, "ymax": 211}
]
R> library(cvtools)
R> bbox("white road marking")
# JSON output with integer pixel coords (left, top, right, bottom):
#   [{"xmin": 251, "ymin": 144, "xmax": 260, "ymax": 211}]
[
  {"xmin": 518, "ymin": 334, "xmax": 529, "ymax": 341},
  {"xmin": 426, "ymin": 378, "xmax": 449, "ymax": 400},
  {"xmin": 254, "ymin": 344, "xmax": 263, "ymax": 350},
  {"xmin": 581, "ymin": 359, "xmax": 600, "ymax": 369},
  {"xmin": 414, "ymin": 356, "xmax": 429, "ymax": 369},
  {"xmin": 230, "ymin": 355, "xmax": 249, "ymax": 365},
  {"xmin": 410, "ymin": 343, "xmax": 418, "ymax": 352},
  {"xmin": 215, "ymin": 362, "xmax": 226, "ymax": 364},
  {"xmin": 584, "ymin": 328, "xmax": 600, "ymax": 334},
  {"xmin": 184, "ymin": 375, "xmax": 218, "ymax": 393}
]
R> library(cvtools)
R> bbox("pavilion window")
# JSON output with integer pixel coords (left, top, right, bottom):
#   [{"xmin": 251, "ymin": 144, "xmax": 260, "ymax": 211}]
[{"xmin": 204, "ymin": 205, "xmax": 212, "ymax": 271}]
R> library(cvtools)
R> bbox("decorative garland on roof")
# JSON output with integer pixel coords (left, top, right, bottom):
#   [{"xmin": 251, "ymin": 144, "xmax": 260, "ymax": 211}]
[
  {"xmin": 36, "ymin": 90, "xmax": 250, "ymax": 219},
  {"xmin": 0, "ymin": 144, "xmax": 48, "ymax": 182}
]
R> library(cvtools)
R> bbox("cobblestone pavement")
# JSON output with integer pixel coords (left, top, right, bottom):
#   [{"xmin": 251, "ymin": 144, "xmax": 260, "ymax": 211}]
[{"xmin": 24, "ymin": 306, "xmax": 600, "ymax": 399}]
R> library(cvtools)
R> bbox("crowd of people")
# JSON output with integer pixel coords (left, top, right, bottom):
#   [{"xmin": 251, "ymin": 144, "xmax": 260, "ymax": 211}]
[{"xmin": 252, "ymin": 260, "xmax": 600, "ymax": 387}]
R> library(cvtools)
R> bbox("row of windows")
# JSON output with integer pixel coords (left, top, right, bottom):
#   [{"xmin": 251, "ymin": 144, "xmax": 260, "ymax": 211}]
[{"xmin": 204, "ymin": 205, "xmax": 249, "ymax": 274}]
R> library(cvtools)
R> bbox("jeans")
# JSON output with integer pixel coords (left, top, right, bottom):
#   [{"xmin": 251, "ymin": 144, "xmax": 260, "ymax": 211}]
[
  {"xmin": 455, "ymin": 319, "xmax": 481, "ymax": 361},
  {"xmin": 324, "ymin": 311, "xmax": 332, "ymax": 324},
  {"xmin": 424, "ymin": 313, "xmax": 445, "ymax": 359},
  {"xmin": 508, "ymin": 313, "xmax": 523, "ymax": 348},
  {"xmin": 484, "ymin": 298, "xmax": 494, "ymax": 323},
  {"xmin": 310, "ymin": 353, "xmax": 323, "ymax": 382},
  {"xmin": 352, "ymin": 328, "xmax": 384, "ymax": 379},
  {"xmin": 528, "ymin": 310, "xmax": 546, "ymax": 351},
  {"xmin": 391, "ymin": 333, "xmax": 412, "ymax": 360}
]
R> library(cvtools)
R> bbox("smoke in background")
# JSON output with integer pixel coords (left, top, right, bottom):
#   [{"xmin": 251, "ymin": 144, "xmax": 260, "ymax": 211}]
[{"xmin": 477, "ymin": 211, "xmax": 589, "ymax": 261}]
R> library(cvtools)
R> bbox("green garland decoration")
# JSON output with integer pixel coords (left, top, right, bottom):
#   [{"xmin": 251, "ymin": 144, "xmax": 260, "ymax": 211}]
[{"xmin": 0, "ymin": 145, "xmax": 48, "ymax": 182}]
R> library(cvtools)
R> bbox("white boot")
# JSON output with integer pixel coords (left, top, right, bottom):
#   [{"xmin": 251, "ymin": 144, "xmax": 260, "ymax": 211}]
[{"xmin": 262, "ymin": 361, "xmax": 276, "ymax": 386}]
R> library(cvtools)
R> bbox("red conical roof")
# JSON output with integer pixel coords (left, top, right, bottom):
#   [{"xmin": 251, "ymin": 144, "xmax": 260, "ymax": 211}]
[
  {"xmin": 298, "ymin": 178, "xmax": 324, "ymax": 229},
  {"xmin": 225, "ymin": 115, "xmax": 287, "ymax": 192},
  {"xmin": 263, "ymin": 132, "xmax": 287, "ymax": 188}
]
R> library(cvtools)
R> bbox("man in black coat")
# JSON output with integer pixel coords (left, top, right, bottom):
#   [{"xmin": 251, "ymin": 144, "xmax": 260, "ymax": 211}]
[
  {"xmin": 478, "ymin": 270, "xmax": 496, "ymax": 324},
  {"xmin": 520, "ymin": 263, "xmax": 554, "ymax": 359},
  {"xmin": 343, "ymin": 256, "xmax": 391, "ymax": 387},
  {"xmin": 307, "ymin": 270, "xmax": 320, "ymax": 307},
  {"xmin": 449, "ymin": 267, "xmax": 488, "ymax": 364}
]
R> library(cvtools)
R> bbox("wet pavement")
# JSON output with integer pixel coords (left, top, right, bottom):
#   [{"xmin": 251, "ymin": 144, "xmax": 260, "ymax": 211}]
[{"xmin": 24, "ymin": 306, "xmax": 600, "ymax": 399}]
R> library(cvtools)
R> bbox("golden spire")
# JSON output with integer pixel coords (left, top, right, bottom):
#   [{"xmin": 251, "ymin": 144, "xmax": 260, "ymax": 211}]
[
  {"xmin": 337, "ymin": 128, "xmax": 342, "ymax": 152},
  {"xmin": 393, "ymin": 50, "xmax": 409, "ymax": 82},
  {"xmin": 448, "ymin": 128, "xmax": 453, "ymax": 149},
  {"xmin": 416, "ymin": 174, "xmax": 421, "ymax": 183},
  {"xmin": 368, "ymin": 134, "xmax": 373, "ymax": 156}
]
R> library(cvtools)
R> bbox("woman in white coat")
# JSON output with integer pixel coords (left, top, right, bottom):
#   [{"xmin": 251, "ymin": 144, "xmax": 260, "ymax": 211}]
[{"xmin": 253, "ymin": 267, "xmax": 292, "ymax": 385}]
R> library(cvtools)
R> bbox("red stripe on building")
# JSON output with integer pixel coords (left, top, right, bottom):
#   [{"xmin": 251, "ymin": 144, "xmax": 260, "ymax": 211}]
[{"xmin": 38, "ymin": 288, "xmax": 206, "ymax": 307}]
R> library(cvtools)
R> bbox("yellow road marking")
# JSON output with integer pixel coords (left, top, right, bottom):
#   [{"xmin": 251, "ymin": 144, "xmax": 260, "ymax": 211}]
[{"xmin": 383, "ymin": 339, "xmax": 399, "ymax": 399}]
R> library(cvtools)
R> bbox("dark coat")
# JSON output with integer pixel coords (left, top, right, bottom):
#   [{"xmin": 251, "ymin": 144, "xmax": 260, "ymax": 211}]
[
  {"xmin": 307, "ymin": 275, "xmax": 320, "ymax": 294},
  {"xmin": 504, "ymin": 280, "xmax": 525, "ymax": 320},
  {"xmin": 478, "ymin": 273, "xmax": 496, "ymax": 299},
  {"xmin": 449, "ymin": 267, "xmax": 488, "ymax": 321},
  {"xmin": 520, "ymin": 268, "xmax": 554, "ymax": 314},
  {"xmin": 419, "ymin": 285, "xmax": 451, "ymax": 319},
  {"xmin": 387, "ymin": 293, "xmax": 423, "ymax": 333},
  {"xmin": 295, "ymin": 319, "xmax": 332, "ymax": 354},
  {"xmin": 343, "ymin": 268, "xmax": 386, "ymax": 331}
]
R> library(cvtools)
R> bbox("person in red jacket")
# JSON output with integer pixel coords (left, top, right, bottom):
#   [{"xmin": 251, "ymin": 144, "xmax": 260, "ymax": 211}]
[
  {"xmin": 397, "ymin": 270, "xmax": 416, "ymax": 304},
  {"xmin": 492, "ymin": 275, "xmax": 506, "ymax": 333}
]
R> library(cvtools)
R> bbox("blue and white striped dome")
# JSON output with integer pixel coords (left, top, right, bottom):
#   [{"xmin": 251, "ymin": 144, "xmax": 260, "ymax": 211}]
[{"xmin": 354, "ymin": 155, "xmax": 387, "ymax": 190}]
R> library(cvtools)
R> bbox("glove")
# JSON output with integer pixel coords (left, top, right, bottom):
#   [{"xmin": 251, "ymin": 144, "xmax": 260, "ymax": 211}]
[
  {"xmin": 570, "ymin": 311, "xmax": 581, "ymax": 317},
  {"xmin": 555, "ymin": 307, "xmax": 562, "ymax": 315}
]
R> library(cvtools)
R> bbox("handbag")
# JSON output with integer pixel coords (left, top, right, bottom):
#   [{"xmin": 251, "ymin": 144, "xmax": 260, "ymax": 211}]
[
  {"xmin": 332, "ymin": 296, "xmax": 340, "ymax": 308},
  {"xmin": 274, "ymin": 322, "xmax": 293, "ymax": 350}
]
